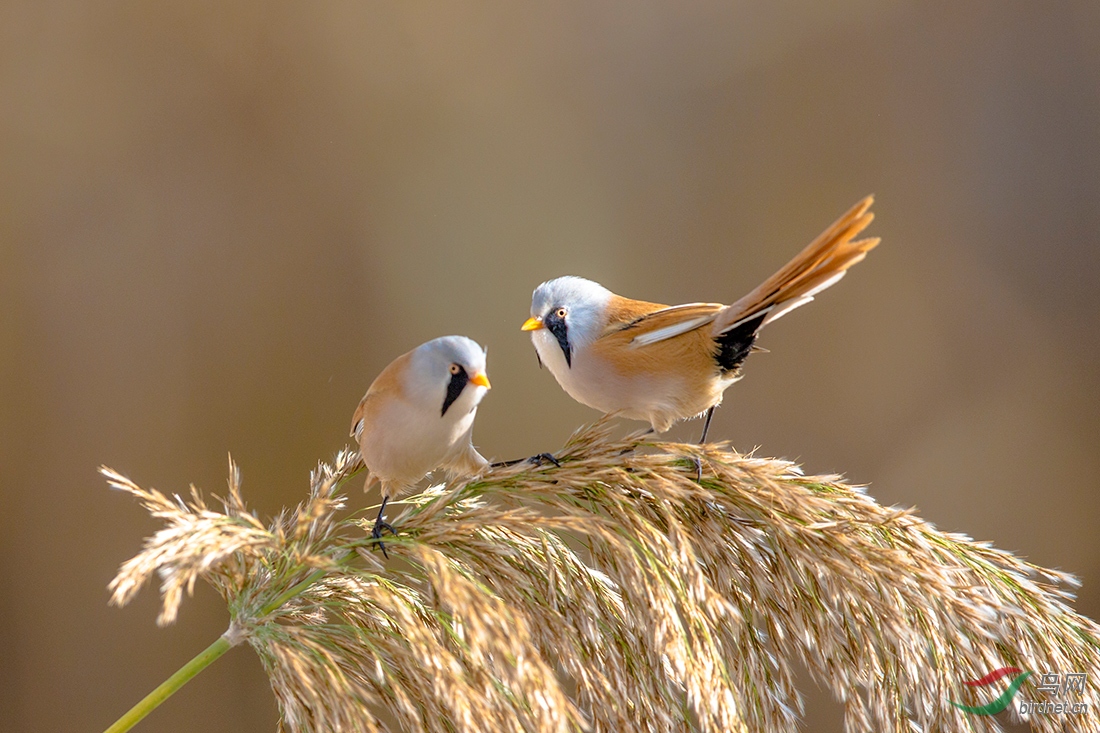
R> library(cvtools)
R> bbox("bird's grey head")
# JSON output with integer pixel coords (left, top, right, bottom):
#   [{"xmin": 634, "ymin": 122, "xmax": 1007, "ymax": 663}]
[
  {"xmin": 407, "ymin": 335, "xmax": 490, "ymax": 417},
  {"xmin": 523, "ymin": 276, "xmax": 612, "ymax": 367}
]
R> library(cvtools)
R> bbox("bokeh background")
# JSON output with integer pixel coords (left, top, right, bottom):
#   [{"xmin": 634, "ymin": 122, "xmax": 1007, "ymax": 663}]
[{"xmin": 3, "ymin": 2, "xmax": 1099, "ymax": 731}]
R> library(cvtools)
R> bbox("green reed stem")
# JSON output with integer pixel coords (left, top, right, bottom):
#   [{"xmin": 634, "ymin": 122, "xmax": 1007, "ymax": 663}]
[
  {"xmin": 102, "ymin": 634, "xmax": 233, "ymax": 733},
  {"xmin": 103, "ymin": 565, "xmax": 335, "ymax": 733}
]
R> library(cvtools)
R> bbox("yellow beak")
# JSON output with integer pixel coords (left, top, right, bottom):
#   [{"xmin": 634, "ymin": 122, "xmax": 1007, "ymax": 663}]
[
  {"xmin": 469, "ymin": 372, "xmax": 491, "ymax": 389},
  {"xmin": 521, "ymin": 317, "xmax": 544, "ymax": 332}
]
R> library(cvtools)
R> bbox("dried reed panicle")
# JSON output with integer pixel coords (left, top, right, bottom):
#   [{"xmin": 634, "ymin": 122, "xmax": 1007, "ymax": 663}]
[{"xmin": 107, "ymin": 420, "xmax": 1100, "ymax": 732}]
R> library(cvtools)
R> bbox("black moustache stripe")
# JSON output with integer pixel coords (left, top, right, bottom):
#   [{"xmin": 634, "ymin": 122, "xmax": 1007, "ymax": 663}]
[
  {"xmin": 544, "ymin": 311, "xmax": 572, "ymax": 367},
  {"xmin": 441, "ymin": 367, "xmax": 469, "ymax": 416}
]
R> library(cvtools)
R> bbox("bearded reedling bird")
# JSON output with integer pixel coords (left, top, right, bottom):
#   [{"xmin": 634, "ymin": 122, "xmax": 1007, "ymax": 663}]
[
  {"xmin": 350, "ymin": 336, "xmax": 491, "ymax": 554},
  {"xmin": 521, "ymin": 196, "xmax": 879, "ymax": 447}
]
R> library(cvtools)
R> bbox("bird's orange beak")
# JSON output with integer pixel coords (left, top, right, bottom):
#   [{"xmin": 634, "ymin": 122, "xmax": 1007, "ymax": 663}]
[
  {"xmin": 469, "ymin": 372, "xmax": 491, "ymax": 389},
  {"xmin": 521, "ymin": 317, "xmax": 544, "ymax": 332}
]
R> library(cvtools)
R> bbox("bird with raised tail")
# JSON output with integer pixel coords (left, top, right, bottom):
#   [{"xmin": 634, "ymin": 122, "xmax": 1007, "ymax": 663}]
[
  {"xmin": 521, "ymin": 196, "xmax": 879, "ymax": 443},
  {"xmin": 351, "ymin": 335, "xmax": 491, "ymax": 554}
]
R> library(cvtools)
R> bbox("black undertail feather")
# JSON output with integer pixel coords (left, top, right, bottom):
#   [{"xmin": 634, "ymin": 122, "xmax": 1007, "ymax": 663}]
[
  {"xmin": 714, "ymin": 311, "xmax": 768, "ymax": 375},
  {"xmin": 441, "ymin": 366, "xmax": 469, "ymax": 416}
]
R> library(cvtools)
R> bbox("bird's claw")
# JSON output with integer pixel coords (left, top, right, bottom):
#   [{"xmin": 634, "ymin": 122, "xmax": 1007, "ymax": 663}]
[
  {"xmin": 528, "ymin": 452, "xmax": 561, "ymax": 467},
  {"xmin": 491, "ymin": 452, "xmax": 561, "ymax": 469},
  {"xmin": 370, "ymin": 496, "xmax": 396, "ymax": 559}
]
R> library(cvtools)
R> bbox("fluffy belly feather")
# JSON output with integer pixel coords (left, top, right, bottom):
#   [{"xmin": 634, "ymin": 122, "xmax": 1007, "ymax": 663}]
[
  {"xmin": 362, "ymin": 402, "xmax": 476, "ymax": 488},
  {"xmin": 535, "ymin": 333, "xmax": 724, "ymax": 432}
]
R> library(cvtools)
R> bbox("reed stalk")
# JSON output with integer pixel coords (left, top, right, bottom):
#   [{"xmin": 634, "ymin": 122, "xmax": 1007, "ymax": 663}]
[{"xmin": 103, "ymin": 419, "xmax": 1100, "ymax": 732}]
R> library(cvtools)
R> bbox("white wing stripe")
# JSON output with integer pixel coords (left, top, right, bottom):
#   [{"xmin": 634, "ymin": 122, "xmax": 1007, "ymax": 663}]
[{"xmin": 630, "ymin": 315, "xmax": 715, "ymax": 346}]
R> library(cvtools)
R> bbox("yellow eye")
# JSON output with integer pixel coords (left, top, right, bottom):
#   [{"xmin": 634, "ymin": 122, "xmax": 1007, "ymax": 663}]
[
  {"xmin": 449, "ymin": 363, "xmax": 461, "ymax": 375},
  {"xmin": 555, "ymin": 308, "xmax": 567, "ymax": 318}
]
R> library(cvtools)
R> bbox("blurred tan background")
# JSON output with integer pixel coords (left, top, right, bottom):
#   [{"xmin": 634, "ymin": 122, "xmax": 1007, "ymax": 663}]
[{"xmin": 2, "ymin": 2, "xmax": 1099, "ymax": 731}]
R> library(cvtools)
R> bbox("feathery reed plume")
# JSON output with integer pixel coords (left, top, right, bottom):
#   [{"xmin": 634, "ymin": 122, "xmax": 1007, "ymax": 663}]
[{"xmin": 105, "ymin": 420, "xmax": 1100, "ymax": 733}]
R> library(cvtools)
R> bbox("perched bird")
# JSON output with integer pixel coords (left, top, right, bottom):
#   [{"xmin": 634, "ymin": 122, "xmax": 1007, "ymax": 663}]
[
  {"xmin": 522, "ymin": 196, "xmax": 879, "ymax": 443},
  {"xmin": 350, "ymin": 335, "xmax": 491, "ymax": 552}
]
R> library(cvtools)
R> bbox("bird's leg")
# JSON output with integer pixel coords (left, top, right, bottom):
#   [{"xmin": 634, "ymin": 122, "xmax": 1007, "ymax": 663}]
[
  {"xmin": 698, "ymin": 406, "xmax": 716, "ymax": 444},
  {"xmin": 693, "ymin": 406, "xmax": 717, "ymax": 480},
  {"xmin": 370, "ymin": 495, "xmax": 397, "ymax": 559}
]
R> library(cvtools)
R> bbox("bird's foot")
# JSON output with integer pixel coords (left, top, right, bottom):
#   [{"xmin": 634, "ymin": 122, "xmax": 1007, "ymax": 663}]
[
  {"xmin": 370, "ymin": 496, "xmax": 397, "ymax": 559},
  {"xmin": 528, "ymin": 452, "xmax": 561, "ymax": 467},
  {"xmin": 692, "ymin": 455, "xmax": 704, "ymax": 482},
  {"xmin": 491, "ymin": 452, "xmax": 561, "ymax": 469}
]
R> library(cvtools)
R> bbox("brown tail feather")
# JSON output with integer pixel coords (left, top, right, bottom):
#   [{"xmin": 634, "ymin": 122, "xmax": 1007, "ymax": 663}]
[{"xmin": 712, "ymin": 195, "xmax": 879, "ymax": 335}]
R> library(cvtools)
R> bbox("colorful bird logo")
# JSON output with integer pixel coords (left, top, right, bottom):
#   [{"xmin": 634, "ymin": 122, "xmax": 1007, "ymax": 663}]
[{"xmin": 951, "ymin": 667, "xmax": 1033, "ymax": 715}]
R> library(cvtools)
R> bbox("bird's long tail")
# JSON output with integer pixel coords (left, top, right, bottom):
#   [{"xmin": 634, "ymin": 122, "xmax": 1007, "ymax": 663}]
[{"xmin": 711, "ymin": 195, "xmax": 879, "ymax": 336}]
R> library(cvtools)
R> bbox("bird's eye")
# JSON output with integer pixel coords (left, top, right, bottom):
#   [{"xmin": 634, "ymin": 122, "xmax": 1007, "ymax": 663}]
[
  {"xmin": 555, "ymin": 308, "xmax": 567, "ymax": 319},
  {"xmin": 449, "ymin": 363, "xmax": 461, "ymax": 375}
]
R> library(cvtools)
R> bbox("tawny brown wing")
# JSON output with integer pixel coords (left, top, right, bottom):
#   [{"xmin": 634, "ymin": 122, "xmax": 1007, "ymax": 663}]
[
  {"xmin": 591, "ymin": 301, "xmax": 726, "ymax": 382},
  {"xmin": 603, "ymin": 301, "xmax": 725, "ymax": 345},
  {"xmin": 349, "ymin": 352, "xmax": 411, "ymax": 439},
  {"xmin": 349, "ymin": 391, "xmax": 376, "ymax": 440}
]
